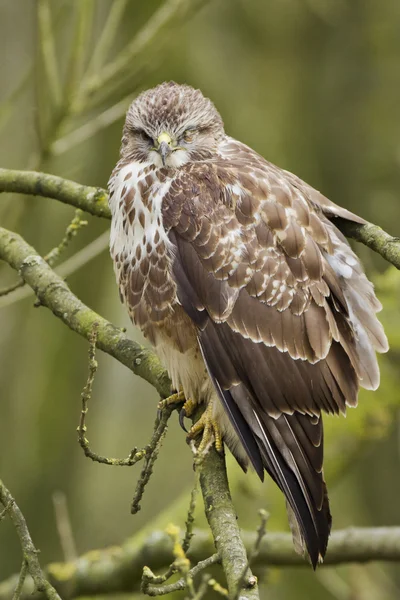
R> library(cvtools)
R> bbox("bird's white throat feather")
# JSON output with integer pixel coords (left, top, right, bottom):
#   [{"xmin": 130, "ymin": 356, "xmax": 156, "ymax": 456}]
[{"xmin": 109, "ymin": 161, "xmax": 172, "ymax": 263}]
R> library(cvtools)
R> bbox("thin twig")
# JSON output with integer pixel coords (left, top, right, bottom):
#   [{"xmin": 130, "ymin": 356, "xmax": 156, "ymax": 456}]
[
  {"xmin": 64, "ymin": 0, "xmax": 94, "ymax": 108},
  {"xmin": 0, "ymin": 499, "xmax": 14, "ymax": 522},
  {"xmin": 142, "ymin": 553, "xmax": 221, "ymax": 597},
  {"xmin": 73, "ymin": 0, "xmax": 211, "ymax": 112},
  {"xmin": 0, "ymin": 279, "xmax": 24, "ymax": 298},
  {"xmin": 37, "ymin": 0, "xmax": 62, "ymax": 108},
  {"xmin": 51, "ymin": 94, "xmax": 132, "ymax": 156},
  {"xmin": 77, "ymin": 323, "xmax": 147, "ymax": 466},
  {"xmin": 182, "ymin": 473, "xmax": 199, "ymax": 554},
  {"xmin": 52, "ymin": 492, "xmax": 77, "ymax": 563},
  {"xmin": 141, "ymin": 519, "xmax": 221, "ymax": 597},
  {"xmin": 0, "ymin": 209, "xmax": 87, "ymax": 297},
  {"xmin": 131, "ymin": 406, "xmax": 174, "ymax": 514},
  {"xmin": 44, "ymin": 209, "xmax": 88, "ymax": 266},
  {"xmin": 0, "ymin": 480, "xmax": 62, "ymax": 600},
  {"xmin": 233, "ymin": 509, "xmax": 269, "ymax": 600},
  {"xmin": 84, "ymin": 0, "xmax": 128, "ymax": 78},
  {"xmin": 12, "ymin": 560, "xmax": 28, "ymax": 600},
  {"xmin": 0, "ymin": 230, "xmax": 109, "ymax": 309}
]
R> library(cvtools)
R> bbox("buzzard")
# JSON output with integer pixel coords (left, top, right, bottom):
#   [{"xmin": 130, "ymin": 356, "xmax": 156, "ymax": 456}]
[{"xmin": 108, "ymin": 82, "xmax": 388, "ymax": 567}]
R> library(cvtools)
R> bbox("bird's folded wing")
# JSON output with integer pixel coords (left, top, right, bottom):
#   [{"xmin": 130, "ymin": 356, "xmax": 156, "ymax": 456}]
[{"xmin": 162, "ymin": 154, "xmax": 387, "ymax": 420}]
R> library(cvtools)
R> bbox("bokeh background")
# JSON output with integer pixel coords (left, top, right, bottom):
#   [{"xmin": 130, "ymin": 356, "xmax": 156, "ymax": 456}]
[{"xmin": 1, "ymin": 1, "xmax": 400, "ymax": 598}]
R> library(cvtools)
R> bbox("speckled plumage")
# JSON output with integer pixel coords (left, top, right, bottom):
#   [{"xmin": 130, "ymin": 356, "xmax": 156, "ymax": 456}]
[{"xmin": 108, "ymin": 82, "xmax": 388, "ymax": 567}]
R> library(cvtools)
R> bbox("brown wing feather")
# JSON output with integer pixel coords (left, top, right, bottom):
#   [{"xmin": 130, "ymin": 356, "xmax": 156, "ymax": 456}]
[{"xmin": 161, "ymin": 139, "xmax": 387, "ymax": 565}]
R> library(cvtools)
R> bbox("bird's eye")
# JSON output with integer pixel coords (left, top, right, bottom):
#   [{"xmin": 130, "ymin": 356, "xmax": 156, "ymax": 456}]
[
  {"xmin": 181, "ymin": 129, "xmax": 196, "ymax": 143},
  {"xmin": 132, "ymin": 129, "xmax": 153, "ymax": 144}
]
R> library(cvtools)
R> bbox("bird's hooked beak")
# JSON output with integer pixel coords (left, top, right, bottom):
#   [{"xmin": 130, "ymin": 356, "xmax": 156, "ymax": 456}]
[{"xmin": 156, "ymin": 132, "xmax": 173, "ymax": 166}]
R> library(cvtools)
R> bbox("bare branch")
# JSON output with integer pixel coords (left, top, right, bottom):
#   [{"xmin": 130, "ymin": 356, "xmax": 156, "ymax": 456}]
[
  {"xmin": 130, "ymin": 406, "xmax": 174, "ymax": 514},
  {"xmin": 233, "ymin": 509, "xmax": 269, "ymax": 600},
  {"xmin": 0, "ymin": 480, "xmax": 61, "ymax": 600},
  {"xmin": 142, "ymin": 551, "xmax": 221, "ymax": 597},
  {"xmin": 52, "ymin": 492, "xmax": 77, "ymax": 563},
  {"xmin": 77, "ymin": 322, "xmax": 148, "ymax": 466},
  {"xmin": 11, "ymin": 560, "xmax": 28, "ymax": 600},
  {"xmin": 74, "ymin": 0, "xmax": 212, "ymax": 112}
]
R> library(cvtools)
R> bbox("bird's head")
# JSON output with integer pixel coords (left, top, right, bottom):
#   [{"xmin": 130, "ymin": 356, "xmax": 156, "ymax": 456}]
[{"xmin": 120, "ymin": 82, "xmax": 225, "ymax": 168}]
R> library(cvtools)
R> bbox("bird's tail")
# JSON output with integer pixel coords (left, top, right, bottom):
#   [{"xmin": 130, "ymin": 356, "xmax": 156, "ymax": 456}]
[{"xmin": 252, "ymin": 409, "xmax": 332, "ymax": 567}]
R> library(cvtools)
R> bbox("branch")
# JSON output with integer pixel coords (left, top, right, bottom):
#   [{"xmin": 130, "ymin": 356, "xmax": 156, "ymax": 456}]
[
  {"xmin": 0, "ymin": 480, "xmax": 61, "ymax": 600},
  {"xmin": 0, "ymin": 526, "xmax": 399, "ymax": 599},
  {"xmin": 0, "ymin": 168, "xmax": 110, "ymax": 218},
  {"xmin": 1, "ymin": 168, "xmax": 399, "ymax": 269},
  {"xmin": 197, "ymin": 448, "xmax": 259, "ymax": 598},
  {"xmin": 335, "ymin": 217, "xmax": 400, "ymax": 270}
]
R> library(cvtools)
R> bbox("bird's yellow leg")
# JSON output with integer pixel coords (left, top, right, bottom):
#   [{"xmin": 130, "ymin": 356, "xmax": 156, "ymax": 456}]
[{"xmin": 187, "ymin": 400, "xmax": 223, "ymax": 453}]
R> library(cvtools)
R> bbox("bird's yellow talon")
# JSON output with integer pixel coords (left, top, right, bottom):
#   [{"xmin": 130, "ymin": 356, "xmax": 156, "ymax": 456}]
[
  {"xmin": 182, "ymin": 397, "xmax": 197, "ymax": 418},
  {"xmin": 158, "ymin": 389, "xmax": 185, "ymax": 410},
  {"xmin": 187, "ymin": 402, "xmax": 223, "ymax": 453}
]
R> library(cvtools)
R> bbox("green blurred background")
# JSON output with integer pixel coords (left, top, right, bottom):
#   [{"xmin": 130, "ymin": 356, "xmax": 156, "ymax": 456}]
[{"xmin": 1, "ymin": 1, "xmax": 400, "ymax": 598}]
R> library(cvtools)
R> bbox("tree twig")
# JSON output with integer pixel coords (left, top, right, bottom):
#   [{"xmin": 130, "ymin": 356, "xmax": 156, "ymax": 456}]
[
  {"xmin": 11, "ymin": 560, "xmax": 28, "ymax": 600},
  {"xmin": 77, "ymin": 322, "xmax": 148, "ymax": 466},
  {"xmin": 73, "ymin": 0, "xmax": 212, "ymax": 112},
  {"xmin": 233, "ymin": 509, "xmax": 269, "ymax": 600},
  {"xmin": 182, "ymin": 473, "xmax": 199, "ymax": 554},
  {"xmin": 130, "ymin": 405, "xmax": 174, "ymax": 514},
  {"xmin": 0, "ymin": 480, "xmax": 61, "ymax": 600},
  {"xmin": 142, "ymin": 551, "xmax": 221, "ymax": 597},
  {"xmin": 52, "ymin": 492, "xmax": 77, "ymax": 563},
  {"xmin": 0, "ymin": 208, "xmax": 87, "ymax": 297}
]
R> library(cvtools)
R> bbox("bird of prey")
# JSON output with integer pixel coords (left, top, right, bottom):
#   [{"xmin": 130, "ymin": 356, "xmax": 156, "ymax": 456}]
[{"xmin": 108, "ymin": 82, "xmax": 388, "ymax": 567}]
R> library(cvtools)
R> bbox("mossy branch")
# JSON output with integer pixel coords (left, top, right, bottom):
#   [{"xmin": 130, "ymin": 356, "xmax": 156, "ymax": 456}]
[
  {"xmin": 0, "ymin": 526, "xmax": 400, "ymax": 600},
  {"xmin": 0, "ymin": 168, "xmax": 110, "ymax": 218},
  {"xmin": 1, "ymin": 168, "xmax": 399, "ymax": 269}
]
